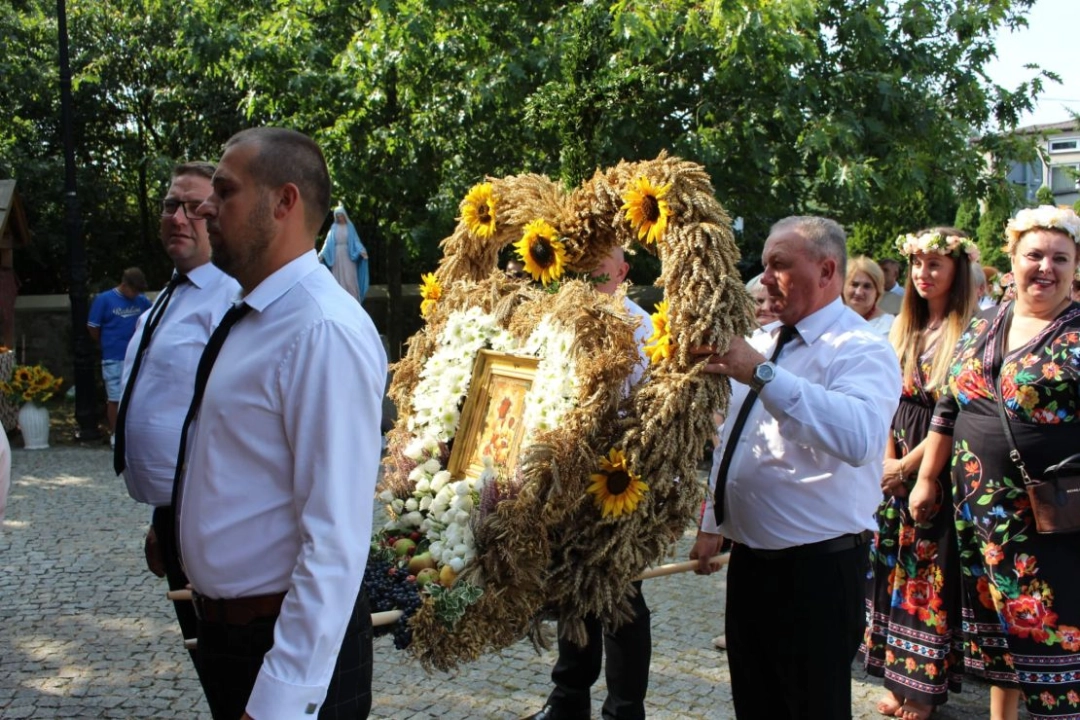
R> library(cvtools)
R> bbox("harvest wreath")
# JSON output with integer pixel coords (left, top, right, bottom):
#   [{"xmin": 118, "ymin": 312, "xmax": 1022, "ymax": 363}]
[{"xmin": 375, "ymin": 153, "xmax": 754, "ymax": 670}]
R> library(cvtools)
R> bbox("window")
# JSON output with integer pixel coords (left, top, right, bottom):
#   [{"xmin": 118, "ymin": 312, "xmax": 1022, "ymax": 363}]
[
  {"xmin": 1050, "ymin": 164, "xmax": 1079, "ymax": 194},
  {"xmin": 1006, "ymin": 161, "xmax": 1042, "ymax": 201},
  {"xmin": 1049, "ymin": 138, "xmax": 1079, "ymax": 154}
]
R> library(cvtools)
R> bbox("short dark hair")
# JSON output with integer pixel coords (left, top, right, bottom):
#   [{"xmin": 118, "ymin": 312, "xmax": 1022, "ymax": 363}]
[
  {"xmin": 173, "ymin": 161, "xmax": 215, "ymax": 181},
  {"xmin": 878, "ymin": 258, "xmax": 901, "ymax": 271},
  {"xmin": 224, "ymin": 127, "xmax": 331, "ymax": 231},
  {"xmin": 121, "ymin": 267, "xmax": 148, "ymax": 292}
]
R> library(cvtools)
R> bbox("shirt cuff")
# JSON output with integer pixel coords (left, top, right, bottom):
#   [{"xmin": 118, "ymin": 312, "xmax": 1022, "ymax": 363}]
[
  {"xmin": 758, "ymin": 364, "xmax": 797, "ymax": 409},
  {"xmin": 700, "ymin": 506, "xmax": 720, "ymax": 534},
  {"xmin": 246, "ymin": 669, "xmax": 326, "ymax": 719}
]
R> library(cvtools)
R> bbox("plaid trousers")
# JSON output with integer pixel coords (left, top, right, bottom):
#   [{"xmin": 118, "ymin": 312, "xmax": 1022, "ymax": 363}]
[{"xmin": 194, "ymin": 588, "xmax": 373, "ymax": 719}]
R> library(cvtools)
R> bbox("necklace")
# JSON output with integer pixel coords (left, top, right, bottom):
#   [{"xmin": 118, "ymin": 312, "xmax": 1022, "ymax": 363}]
[{"xmin": 924, "ymin": 320, "xmax": 943, "ymax": 332}]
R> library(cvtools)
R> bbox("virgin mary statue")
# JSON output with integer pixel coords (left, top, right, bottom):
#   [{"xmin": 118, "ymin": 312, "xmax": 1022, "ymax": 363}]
[{"xmin": 319, "ymin": 204, "xmax": 369, "ymax": 302}]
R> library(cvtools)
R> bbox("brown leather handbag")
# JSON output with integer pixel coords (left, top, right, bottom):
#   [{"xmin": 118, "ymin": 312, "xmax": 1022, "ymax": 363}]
[{"xmin": 1024, "ymin": 454, "xmax": 1080, "ymax": 534}]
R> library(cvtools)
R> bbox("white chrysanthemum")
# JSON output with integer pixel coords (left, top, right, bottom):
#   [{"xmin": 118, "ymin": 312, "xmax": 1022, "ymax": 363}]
[
  {"xmin": 403, "ymin": 437, "xmax": 428, "ymax": 462},
  {"xmin": 1005, "ymin": 205, "xmax": 1080, "ymax": 251}
]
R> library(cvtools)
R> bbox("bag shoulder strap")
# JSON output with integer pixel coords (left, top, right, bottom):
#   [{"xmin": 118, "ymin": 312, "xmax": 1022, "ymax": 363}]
[{"xmin": 991, "ymin": 304, "xmax": 1037, "ymax": 487}]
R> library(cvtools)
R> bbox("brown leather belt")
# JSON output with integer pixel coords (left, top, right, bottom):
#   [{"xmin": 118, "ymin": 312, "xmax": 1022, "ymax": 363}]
[
  {"xmin": 191, "ymin": 590, "xmax": 287, "ymax": 626},
  {"xmin": 744, "ymin": 530, "xmax": 872, "ymax": 561}
]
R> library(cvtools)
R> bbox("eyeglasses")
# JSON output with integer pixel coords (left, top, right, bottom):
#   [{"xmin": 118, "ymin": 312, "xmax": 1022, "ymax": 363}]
[{"xmin": 161, "ymin": 198, "xmax": 206, "ymax": 221}]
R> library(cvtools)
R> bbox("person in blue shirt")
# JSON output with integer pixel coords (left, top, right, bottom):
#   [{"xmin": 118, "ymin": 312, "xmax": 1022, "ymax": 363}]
[
  {"xmin": 87, "ymin": 267, "xmax": 151, "ymax": 444},
  {"xmin": 318, "ymin": 204, "xmax": 369, "ymax": 302}
]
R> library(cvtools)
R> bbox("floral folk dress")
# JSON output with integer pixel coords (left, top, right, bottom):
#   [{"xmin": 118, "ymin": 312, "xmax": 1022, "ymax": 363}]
[
  {"xmin": 863, "ymin": 343, "xmax": 964, "ymax": 706},
  {"xmin": 931, "ymin": 302, "xmax": 1080, "ymax": 719}
]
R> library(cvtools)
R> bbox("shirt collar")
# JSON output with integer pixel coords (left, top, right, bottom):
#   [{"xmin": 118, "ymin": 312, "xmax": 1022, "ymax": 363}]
[
  {"xmin": 180, "ymin": 261, "xmax": 217, "ymax": 290},
  {"xmin": 760, "ymin": 296, "xmax": 846, "ymax": 346},
  {"xmin": 240, "ymin": 250, "xmax": 320, "ymax": 313}
]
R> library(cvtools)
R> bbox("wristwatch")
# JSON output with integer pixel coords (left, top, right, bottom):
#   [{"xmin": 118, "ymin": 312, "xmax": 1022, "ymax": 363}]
[{"xmin": 749, "ymin": 361, "xmax": 777, "ymax": 394}]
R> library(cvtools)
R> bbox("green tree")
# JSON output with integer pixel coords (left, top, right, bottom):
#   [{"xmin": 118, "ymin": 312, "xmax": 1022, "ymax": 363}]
[
  {"xmin": 1, "ymin": 0, "xmax": 1054, "ymax": 299},
  {"xmin": 954, "ymin": 198, "xmax": 981, "ymax": 238}
]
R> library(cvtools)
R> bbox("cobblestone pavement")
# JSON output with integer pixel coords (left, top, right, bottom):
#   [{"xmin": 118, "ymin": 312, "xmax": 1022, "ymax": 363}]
[{"xmin": 1, "ymin": 447, "xmax": 996, "ymax": 719}]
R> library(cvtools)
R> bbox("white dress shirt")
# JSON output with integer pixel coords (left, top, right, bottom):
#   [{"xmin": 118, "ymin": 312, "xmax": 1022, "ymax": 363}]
[
  {"xmin": 623, "ymin": 295, "xmax": 654, "ymax": 387},
  {"xmin": 119, "ymin": 262, "xmax": 240, "ymax": 507},
  {"xmin": 701, "ymin": 297, "xmax": 900, "ymax": 549},
  {"xmin": 865, "ymin": 312, "xmax": 895, "ymax": 338},
  {"xmin": 177, "ymin": 251, "xmax": 387, "ymax": 717}
]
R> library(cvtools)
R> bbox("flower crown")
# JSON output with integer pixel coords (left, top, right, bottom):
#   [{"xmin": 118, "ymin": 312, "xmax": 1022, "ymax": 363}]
[
  {"xmin": 1005, "ymin": 205, "xmax": 1080, "ymax": 249},
  {"xmin": 895, "ymin": 231, "xmax": 980, "ymax": 263}
]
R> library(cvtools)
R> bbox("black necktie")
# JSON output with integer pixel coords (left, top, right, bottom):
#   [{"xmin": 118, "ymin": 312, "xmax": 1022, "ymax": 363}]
[
  {"xmin": 712, "ymin": 324, "xmax": 798, "ymax": 527},
  {"xmin": 113, "ymin": 273, "xmax": 188, "ymax": 475},
  {"xmin": 170, "ymin": 302, "xmax": 252, "ymax": 548}
]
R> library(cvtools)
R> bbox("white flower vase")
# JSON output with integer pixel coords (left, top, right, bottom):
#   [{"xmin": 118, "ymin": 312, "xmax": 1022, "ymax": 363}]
[{"xmin": 18, "ymin": 401, "xmax": 50, "ymax": 450}]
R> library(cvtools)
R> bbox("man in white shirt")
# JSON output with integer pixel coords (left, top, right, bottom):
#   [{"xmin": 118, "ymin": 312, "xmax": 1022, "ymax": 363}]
[
  {"xmin": 690, "ymin": 216, "xmax": 900, "ymax": 720},
  {"xmin": 0, "ymin": 428, "xmax": 9, "ymax": 526},
  {"xmin": 878, "ymin": 257, "xmax": 904, "ymax": 315},
  {"xmin": 115, "ymin": 161, "xmax": 241, "ymax": 665},
  {"xmin": 524, "ymin": 246, "xmax": 653, "ymax": 720},
  {"xmin": 179, "ymin": 127, "xmax": 387, "ymax": 719}
]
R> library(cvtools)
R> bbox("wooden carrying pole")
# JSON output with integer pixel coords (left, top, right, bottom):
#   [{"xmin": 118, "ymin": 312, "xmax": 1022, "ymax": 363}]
[{"xmin": 170, "ymin": 553, "xmax": 727, "ymax": 647}]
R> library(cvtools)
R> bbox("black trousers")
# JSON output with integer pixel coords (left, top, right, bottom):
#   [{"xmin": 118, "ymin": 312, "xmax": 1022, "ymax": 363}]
[
  {"xmin": 726, "ymin": 541, "xmax": 867, "ymax": 720},
  {"xmin": 194, "ymin": 589, "xmax": 373, "ymax": 720},
  {"xmin": 152, "ymin": 506, "xmax": 198, "ymax": 665},
  {"xmin": 547, "ymin": 582, "xmax": 651, "ymax": 720}
]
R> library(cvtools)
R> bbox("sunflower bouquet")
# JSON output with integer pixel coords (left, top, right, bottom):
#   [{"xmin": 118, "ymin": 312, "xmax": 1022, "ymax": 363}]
[{"xmin": 1, "ymin": 364, "xmax": 64, "ymax": 405}]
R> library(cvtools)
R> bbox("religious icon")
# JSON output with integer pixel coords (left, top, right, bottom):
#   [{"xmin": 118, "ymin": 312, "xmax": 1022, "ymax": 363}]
[{"xmin": 448, "ymin": 350, "xmax": 539, "ymax": 481}]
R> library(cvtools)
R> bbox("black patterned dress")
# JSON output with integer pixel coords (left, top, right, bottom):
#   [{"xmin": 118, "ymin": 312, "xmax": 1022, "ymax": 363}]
[
  {"xmin": 931, "ymin": 302, "xmax": 1080, "ymax": 719},
  {"xmin": 863, "ymin": 343, "xmax": 964, "ymax": 706}
]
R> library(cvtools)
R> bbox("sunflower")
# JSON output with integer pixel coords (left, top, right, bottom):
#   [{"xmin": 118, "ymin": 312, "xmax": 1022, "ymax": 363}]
[
  {"xmin": 513, "ymin": 219, "xmax": 566, "ymax": 286},
  {"xmin": 643, "ymin": 299, "xmax": 673, "ymax": 364},
  {"xmin": 14, "ymin": 367, "xmax": 31, "ymax": 384},
  {"xmin": 460, "ymin": 182, "xmax": 497, "ymax": 239},
  {"xmin": 621, "ymin": 176, "xmax": 672, "ymax": 245},
  {"xmin": 419, "ymin": 272, "xmax": 443, "ymax": 318},
  {"xmin": 587, "ymin": 448, "xmax": 649, "ymax": 518}
]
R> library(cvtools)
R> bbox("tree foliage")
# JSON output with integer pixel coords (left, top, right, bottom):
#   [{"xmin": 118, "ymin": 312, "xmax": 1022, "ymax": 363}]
[{"xmin": 0, "ymin": 0, "xmax": 1054, "ymax": 294}]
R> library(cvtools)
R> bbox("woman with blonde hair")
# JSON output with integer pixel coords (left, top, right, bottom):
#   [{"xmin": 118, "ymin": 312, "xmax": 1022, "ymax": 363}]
[
  {"xmin": 844, "ymin": 256, "xmax": 895, "ymax": 336},
  {"xmin": 745, "ymin": 273, "xmax": 778, "ymax": 328},
  {"xmin": 862, "ymin": 227, "xmax": 978, "ymax": 720},
  {"xmin": 910, "ymin": 207, "xmax": 1080, "ymax": 720}
]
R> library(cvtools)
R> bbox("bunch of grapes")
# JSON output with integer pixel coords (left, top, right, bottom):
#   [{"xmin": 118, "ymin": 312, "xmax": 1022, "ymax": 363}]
[{"xmin": 363, "ymin": 555, "xmax": 424, "ymax": 649}]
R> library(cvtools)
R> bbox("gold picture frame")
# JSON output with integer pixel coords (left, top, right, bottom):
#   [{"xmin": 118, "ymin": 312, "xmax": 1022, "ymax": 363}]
[{"xmin": 448, "ymin": 350, "xmax": 540, "ymax": 481}]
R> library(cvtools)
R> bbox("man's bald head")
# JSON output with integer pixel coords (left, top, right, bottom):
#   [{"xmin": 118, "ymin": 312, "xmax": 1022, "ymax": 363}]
[{"xmin": 591, "ymin": 246, "xmax": 630, "ymax": 295}]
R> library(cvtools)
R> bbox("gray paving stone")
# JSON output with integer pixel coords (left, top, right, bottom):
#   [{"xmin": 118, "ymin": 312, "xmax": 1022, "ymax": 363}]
[{"xmin": 0, "ymin": 446, "xmax": 993, "ymax": 718}]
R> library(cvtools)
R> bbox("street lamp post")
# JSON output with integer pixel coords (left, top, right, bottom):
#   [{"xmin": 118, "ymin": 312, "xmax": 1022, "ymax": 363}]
[{"xmin": 58, "ymin": 0, "xmax": 100, "ymax": 442}]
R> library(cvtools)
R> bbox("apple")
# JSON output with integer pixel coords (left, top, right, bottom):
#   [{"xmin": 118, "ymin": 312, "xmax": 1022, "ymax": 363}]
[
  {"xmin": 407, "ymin": 551, "xmax": 436, "ymax": 574},
  {"xmin": 416, "ymin": 568, "xmax": 439, "ymax": 586},
  {"xmin": 393, "ymin": 538, "xmax": 417, "ymax": 557}
]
